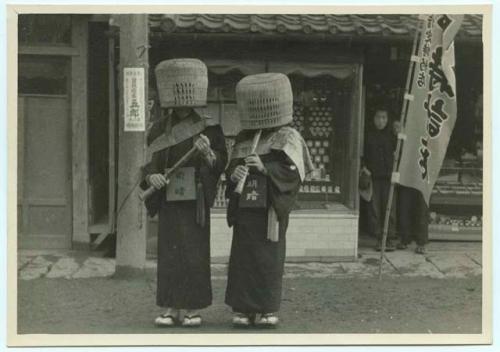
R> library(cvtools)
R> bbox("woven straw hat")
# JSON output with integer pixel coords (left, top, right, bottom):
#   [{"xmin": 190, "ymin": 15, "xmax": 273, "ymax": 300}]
[
  {"xmin": 236, "ymin": 73, "xmax": 293, "ymax": 130},
  {"xmin": 155, "ymin": 58, "xmax": 208, "ymax": 108}
]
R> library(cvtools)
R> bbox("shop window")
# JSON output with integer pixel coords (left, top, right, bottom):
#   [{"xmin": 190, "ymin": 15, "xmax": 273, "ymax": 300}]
[
  {"xmin": 19, "ymin": 14, "xmax": 72, "ymax": 45},
  {"xmin": 210, "ymin": 67, "xmax": 356, "ymax": 210},
  {"xmin": 207, "ymin": 69, "xmax": 245, "ymax": 141},
  {"xmin": 18, "ymin": 56, "xmax": 69, "ymax": 95},
  {"xmin": 289, "ymin": 74, "xmax": 353, "ymax": 208}
]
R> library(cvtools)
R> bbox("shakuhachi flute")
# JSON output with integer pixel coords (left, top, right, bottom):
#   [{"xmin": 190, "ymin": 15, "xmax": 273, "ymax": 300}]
[
  {"xmin": 139, "ymin": 146, "xmax": 198, "ymax": 202},
  {"xmin": 234, "ymin": 129, "xmax": 262, "ymax": 194}
]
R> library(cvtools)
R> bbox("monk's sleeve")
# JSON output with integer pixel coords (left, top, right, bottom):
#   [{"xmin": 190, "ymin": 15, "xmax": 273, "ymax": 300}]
[
  {"xmin": 205, "ymin": 125, "xmax": 228, "ymax": 175},
  {"xmin": 224, "ymin": 158, "xmax": 243, "ymax": 227},
  {"xmin": 146, "ymin": 117, "xmax": 166, "ymax": 146},
  {"xmin": 224, "ymin": 158, "xmax": 240, "ymax": 197},
  {"xmin": 139, "ymin": 120, "xmax": 166, "ymax": 217},
  {"xmin": 140, "ymin": 150, "xmax": 163, "ymax": 190},
  {"xmin": 140, "ymin": 117, "xmax": 167, "ymax": 191},
  {"xmin": 138, "ymin": 151, "xmax": 165, "ymax": 217},
  {"xmin": 265, "ymin": 150, "xmax": 301, "ymax": 217},
  {"xmin": 199, "ymin": 125, "xmax": 228, "ymax": 207}
]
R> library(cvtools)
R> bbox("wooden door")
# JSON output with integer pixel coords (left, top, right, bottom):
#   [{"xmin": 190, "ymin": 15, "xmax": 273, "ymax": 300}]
[{"xmin": 18, "ymin": 56, "xmax": 72, "ymax": 249}]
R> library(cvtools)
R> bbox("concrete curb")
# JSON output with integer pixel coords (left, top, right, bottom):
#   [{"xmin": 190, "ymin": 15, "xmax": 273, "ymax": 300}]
[{"xmin": 17, "ymin": 248, "xmax": 482, "ymax": 281}]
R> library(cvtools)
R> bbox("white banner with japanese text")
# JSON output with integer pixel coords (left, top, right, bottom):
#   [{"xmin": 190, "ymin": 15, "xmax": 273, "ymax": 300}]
[{"xmin": 398, "ymin": 14, "xmax": 463, "ymax": 205}]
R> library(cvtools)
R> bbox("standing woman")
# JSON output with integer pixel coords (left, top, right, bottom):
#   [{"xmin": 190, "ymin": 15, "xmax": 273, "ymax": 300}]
[
  {"xmin": 225, "ymin": 73, "xmax": 313, "ymax": 328},
  {"xmin": 140, "ymin": 59, "xmax": 227, "ymax": 327}
]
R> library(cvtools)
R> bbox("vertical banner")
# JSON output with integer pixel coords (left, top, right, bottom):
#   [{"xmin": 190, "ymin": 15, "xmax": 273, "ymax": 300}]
[
  {"xmin": 123, "ymin": 67, "xmax": 146, "ymax": 131},
  {"xmin": 398, "ymin": 14, "xmax": 463, "ymax": 205}
]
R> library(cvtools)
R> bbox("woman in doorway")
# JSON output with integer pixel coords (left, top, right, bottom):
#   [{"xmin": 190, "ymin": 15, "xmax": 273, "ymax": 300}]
[
  {"xmin": 224, "ymin": 73, "xmax": 312, "ymax": 328},
  {"xmin": 362, "ymin": 107, "xmax": 397, "ymax": 251},
  {"xmin": 141, "ymin": 58, "xmax": 227, "ymax": 327}
]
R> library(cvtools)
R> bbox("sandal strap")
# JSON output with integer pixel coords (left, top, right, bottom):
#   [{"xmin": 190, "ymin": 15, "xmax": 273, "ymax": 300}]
[
  {"xmin": 262, "ymin": 313, "xmax": 276, "ymax": 317},
  {"xmin": 184, "ymin": 314, "xmax": 201, "ymax": 319},
  {"xmin": 234, "ymin": 313, "xmax": 251, "ymax": 319},
  {"xmin": 159, "ymin": 314, "xmax": 176, "ymax": 319}
]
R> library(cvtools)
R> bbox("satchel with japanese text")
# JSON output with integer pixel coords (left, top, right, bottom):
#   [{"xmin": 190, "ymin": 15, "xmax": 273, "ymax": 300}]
[
  {"xmin": 239, "ymin": 173, "xmax": 267, "ymax": 208},
  {"xmin": 165, "ymin": 167, "xmax": 197, "ymax": 201}
]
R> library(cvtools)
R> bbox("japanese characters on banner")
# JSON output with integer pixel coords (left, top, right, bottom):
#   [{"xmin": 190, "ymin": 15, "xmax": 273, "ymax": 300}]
[
  {"xmin": 398, "ymin": 14, "xmax": 464, "ymax": 205},
  {"xmin": 124, "ymin": 67, "xmax": 146, "ymax": 131}
]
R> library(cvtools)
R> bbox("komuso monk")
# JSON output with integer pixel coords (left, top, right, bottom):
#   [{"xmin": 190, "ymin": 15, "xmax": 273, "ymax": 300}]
[
  {"xmin": 140, "ymin": 58, "xmax": 227, "ymax": 327},
  {"xmin": 224, "ymin": 73, "xmax": 313, "ymax": 328}
]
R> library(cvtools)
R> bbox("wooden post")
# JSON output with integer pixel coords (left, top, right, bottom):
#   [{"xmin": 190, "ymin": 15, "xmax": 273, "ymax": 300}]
[
  {"xmin": 378, "ymin": 20, "xmax": 423, "ymax": 279},
  {"xmin": 71, "ymin": 16, "xmax": 90, "ymax": 247},
  {"xmin": 114, "ymin": 14, "xmax": 149, "ymax": 277}
]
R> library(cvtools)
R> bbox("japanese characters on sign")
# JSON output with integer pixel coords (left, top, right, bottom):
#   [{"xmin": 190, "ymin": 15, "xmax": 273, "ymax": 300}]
[
  {"xmin": 417, "ymin": 15, "xmax": 458, "ymax": 183},
  {"xmin": 239, "ymin": 174, "xmax": 267, "ymax": 208},
  {"xmin": 398, "ymin": 14, "xmax": 463, "ymax": 205},
  {"xmin": 124, "ymin": 67, "xmax": 146, "ymax": 132},
  {"xmin": 165, "ymin": 167, "xmax": 197, "ymax": 201}
]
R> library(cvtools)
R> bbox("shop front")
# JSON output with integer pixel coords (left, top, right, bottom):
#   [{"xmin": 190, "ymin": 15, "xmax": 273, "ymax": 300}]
[{"xmin": 16, "ymin": 13, "xmax": 483, "ymax": 255}]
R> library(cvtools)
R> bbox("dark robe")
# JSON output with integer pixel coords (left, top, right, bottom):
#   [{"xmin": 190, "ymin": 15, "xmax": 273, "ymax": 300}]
[
  {"xmin": 140, "ymin": 110, "xmax": 227, "ymax": 309},
  {"xmin": 362, "ymin": 127, "xmax": 397, "ymax": 239},
  {"xmin": 224, "ymin": 129, "xmax": 301, "ymax": 314}
]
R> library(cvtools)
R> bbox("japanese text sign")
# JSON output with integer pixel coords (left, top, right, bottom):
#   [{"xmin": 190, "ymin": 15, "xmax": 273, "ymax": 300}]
[{"xmin": 124, "ymin": 67, "xmax": 145, "ymax": 132}]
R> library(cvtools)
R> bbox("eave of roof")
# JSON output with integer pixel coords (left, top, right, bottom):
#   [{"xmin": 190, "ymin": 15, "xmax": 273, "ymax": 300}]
[{"xmin": 148, "ymin": 14, "xmax": 482, "ymax": 42}]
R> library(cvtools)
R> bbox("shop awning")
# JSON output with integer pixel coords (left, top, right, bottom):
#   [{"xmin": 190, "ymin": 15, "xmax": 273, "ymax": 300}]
[
  {"xmin": 268, "ymin": 62, "xmax": 355, "ymax": 79},
  {"xmin": 149, "ymin": 14, "xmax": 482, "ymax": 41},
  {"xmin": 204, "ymin": 60, "xmax": 355, "ymax": 80},
  {"xmin": 204, "ymin": 59, "xmax": 265, "ymax": 75}
]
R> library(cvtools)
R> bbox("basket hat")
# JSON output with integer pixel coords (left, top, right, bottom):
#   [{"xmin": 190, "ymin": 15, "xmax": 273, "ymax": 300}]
[
  {"xmin": 155, "ymin": 58, "xmax": 208, "ymax": 108},
  {"xmin": 236, "ymin": 73, "xmax": 294, "ymax": 130}
]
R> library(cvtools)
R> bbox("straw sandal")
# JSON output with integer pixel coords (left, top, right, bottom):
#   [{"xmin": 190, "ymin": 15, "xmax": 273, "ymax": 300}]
[
  {"xmin": 182, "ymin": 314, "xmax": 202, "ymax": 327},
  {"xmin": 232, "ymin": 313, "xmax": 255, "ymax": 328},
  {"xmin": 415, "ymin": 246, "xmax": 427, "ymax": 255},
  {"xmin": 256, "ymin": 313, "xmax": 279, "ymax": 328},
  {"xmin": 397, "ymin": 242, "xmax": 409, "ymax": 250},
  {"xmin": 154, "ymin": 313, "xmax": 179, "ymax": 327}
]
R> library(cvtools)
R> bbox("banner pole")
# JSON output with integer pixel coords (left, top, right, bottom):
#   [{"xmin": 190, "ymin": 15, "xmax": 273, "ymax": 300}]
[{"xmin": 378, "ymin": 19, "xmax": 424, "ymax": 280}]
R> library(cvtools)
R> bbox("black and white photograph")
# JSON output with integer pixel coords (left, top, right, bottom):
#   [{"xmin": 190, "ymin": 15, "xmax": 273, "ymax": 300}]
[{"xmin": 7, "ymin": 4, "xmax": 492, "ymax": 347}]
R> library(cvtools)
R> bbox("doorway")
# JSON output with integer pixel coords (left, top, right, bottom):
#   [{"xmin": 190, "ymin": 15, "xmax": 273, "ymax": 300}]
[{"xmin": 18, "ymin": 55, "xmax": 72, "ymax": 249}]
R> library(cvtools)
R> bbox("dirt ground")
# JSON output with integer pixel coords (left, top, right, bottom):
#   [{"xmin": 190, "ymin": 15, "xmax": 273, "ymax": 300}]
[{"xmin": 17, "ymin": 275, "xmax": 482, "ymax": 334}]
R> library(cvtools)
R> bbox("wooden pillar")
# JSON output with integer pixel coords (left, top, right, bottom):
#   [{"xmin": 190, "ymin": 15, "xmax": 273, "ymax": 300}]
[
  {"xmin": 71, "ymin": 16, "xmax": 90, "ymax": 247},
  {"xmin": 114, "ymin": 14, "xmax": 148, "ymax": 277}
]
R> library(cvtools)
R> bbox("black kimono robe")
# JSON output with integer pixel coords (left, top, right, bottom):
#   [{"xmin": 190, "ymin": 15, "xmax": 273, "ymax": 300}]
[
  {"xmin": 140, "ymin": 110, "xmax": 227, "ymax": 309},
  {"xmin": 224, "ymin": 129, "xmax": 302, "ymax": 314}
]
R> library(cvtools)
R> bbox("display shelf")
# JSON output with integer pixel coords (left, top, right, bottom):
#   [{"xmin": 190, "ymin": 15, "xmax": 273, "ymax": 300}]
[{"xmin": 429, "ymin": 224, "xmax": 482, "ymax": 241}]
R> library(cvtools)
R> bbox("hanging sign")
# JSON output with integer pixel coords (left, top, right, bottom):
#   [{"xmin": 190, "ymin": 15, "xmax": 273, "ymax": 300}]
[
  {"xmin": 124, "ymin": 67, "xmax": 145, "ymax": 131},
  {"xmin": 239, "ymin": 173, "xmax": 267, "ymax": 208}
]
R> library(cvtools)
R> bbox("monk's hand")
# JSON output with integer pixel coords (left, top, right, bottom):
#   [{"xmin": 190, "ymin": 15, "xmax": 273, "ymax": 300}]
[
  {"xmin": 195, "ymin": 134, "xmax": 217, "ymax": 166},
  {"xmin": 231, "ymin": 165, "xmax": 248, "ymax": 183},
  {"xmin": 245, "ymin": 154, "xmax": 267, "ymax": 174},
  {"xmin": 148, "ymin": 174, "xmax": 169, "ymax": 190},
  {"xmin": 194, "ymin": 134, "xmax": 211, "ymax": 155}
]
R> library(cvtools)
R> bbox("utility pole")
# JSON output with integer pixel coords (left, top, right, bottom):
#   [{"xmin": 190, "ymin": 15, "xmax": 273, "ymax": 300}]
[{"xmin": 114, "ymin": 14, "xmax": 148, "ymax": 277}]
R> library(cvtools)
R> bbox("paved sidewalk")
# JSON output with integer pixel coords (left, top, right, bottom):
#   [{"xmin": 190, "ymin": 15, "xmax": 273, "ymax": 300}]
[{"xmin": 17, "ymin": 241, "xmax": 482, "ymax": 280}]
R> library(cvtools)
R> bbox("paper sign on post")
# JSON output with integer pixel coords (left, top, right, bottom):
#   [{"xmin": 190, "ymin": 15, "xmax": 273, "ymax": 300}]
[{"xmin": 124, "ymin": 67, "xmax": 145, "ymax": 132}]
